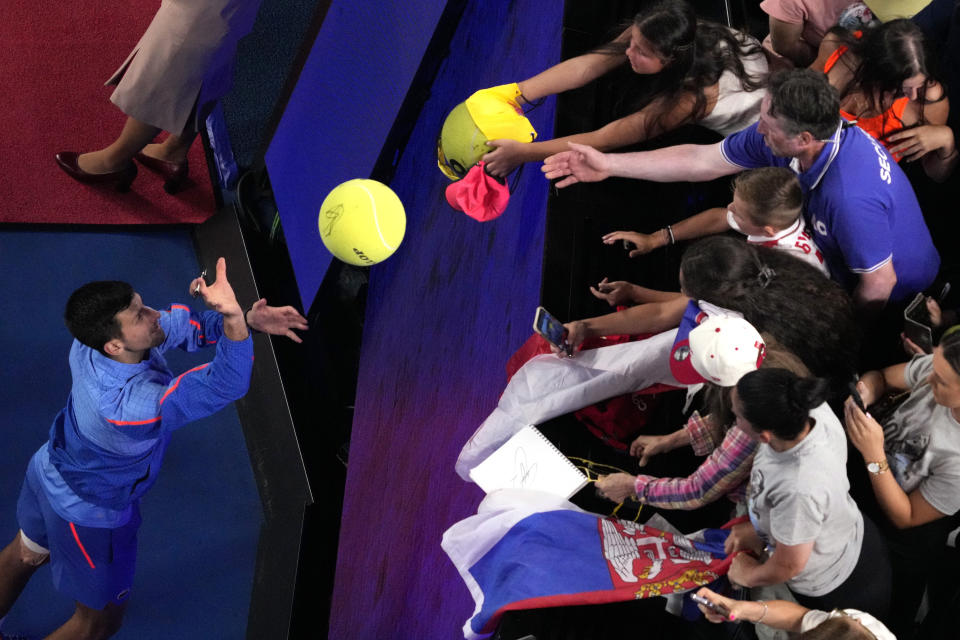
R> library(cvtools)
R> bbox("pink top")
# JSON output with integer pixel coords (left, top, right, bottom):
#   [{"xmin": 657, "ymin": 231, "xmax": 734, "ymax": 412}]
[{"xmin": 760, "ymin": 0, "xmax": 857, "ymax": 49}]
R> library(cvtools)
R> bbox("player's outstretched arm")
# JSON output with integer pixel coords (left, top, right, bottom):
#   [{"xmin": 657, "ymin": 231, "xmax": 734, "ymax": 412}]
[{"xmin": 245, "ymin": 299, "xmax": 309, "ymax": 343}]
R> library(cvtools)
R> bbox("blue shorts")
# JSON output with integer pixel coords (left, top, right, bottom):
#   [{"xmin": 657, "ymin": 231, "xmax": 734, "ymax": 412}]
[{"xmin": 16, "ymin": 464, "xmax": 141, "ymax": 610}]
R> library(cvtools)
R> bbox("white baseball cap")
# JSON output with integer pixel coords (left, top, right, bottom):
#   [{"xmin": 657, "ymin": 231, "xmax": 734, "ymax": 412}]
[{"xmin": 688, "ymin": 316, "xmax": 766, "ymax": 386}]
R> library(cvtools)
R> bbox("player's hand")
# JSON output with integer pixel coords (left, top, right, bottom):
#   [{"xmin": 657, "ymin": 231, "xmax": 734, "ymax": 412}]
[
  {"xmin": 595, "ymin": 473, "xmax": 637, "ymax": 503},
  {"xmin": 190, "ymin": 258, "xmax": 242, "ymax": 318},
  {"xmin": 602, "ymin": 230, "xmax": 663, "ymax": 258},
  {"xmin": 245, "ymin": 299, "xmax": 309, "ymax": 343},
  {"xmin": 483, "ymin": 139, "xmax": 528, "ymax": 177},
  {"xmin": 843, "ymin": 396, "xmax": 885, "ymax": 462},
  {"xmin": 542, "ymin": 142, "xmax": 611, "ymax": 188},
  {"xmin": 885, "ymin": 124, "xmax": 955, "ymax": 163},
  {"xmin": 589, "ymin": 278, "xmax": 637, "ymax": 307}
]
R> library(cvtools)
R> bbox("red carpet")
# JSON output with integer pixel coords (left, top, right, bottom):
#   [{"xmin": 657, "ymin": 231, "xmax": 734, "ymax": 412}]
[{"xmin": 0, "ymin": 1, "xmax": 215, "ymax": 224}]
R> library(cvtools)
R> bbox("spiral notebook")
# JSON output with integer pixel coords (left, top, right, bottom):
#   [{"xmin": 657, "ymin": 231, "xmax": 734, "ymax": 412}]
[{"xmin": 469, "ymin": 425, "xmax": 589, "ymax": 498}]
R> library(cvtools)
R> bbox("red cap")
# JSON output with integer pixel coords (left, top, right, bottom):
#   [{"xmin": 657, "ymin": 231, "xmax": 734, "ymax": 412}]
[{"xmin": 445, "ymin": 162, "xmax": 510, "ymax": 222}]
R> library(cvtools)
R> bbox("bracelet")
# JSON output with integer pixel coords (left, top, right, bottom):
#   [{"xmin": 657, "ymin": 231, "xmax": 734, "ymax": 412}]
[
  {"xmin": 664, "ymin": 225, "xmax": 675, "ymax": 246},
  {"xmin": 755, "ymin": 600, "xmax": 768, "ymax": 624}
]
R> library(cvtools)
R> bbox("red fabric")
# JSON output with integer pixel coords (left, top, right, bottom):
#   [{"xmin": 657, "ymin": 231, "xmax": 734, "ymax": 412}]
[
  {"xmin": 445, "ymin": 161, "xmax": 510, "ymax": 222},
  {"xmin": 505, "ymin": 332, "xmax": 678, "ymax": 450},
  {"xmin": 0, "ymin": 1, "xmax": 215, "ymax": 224}
]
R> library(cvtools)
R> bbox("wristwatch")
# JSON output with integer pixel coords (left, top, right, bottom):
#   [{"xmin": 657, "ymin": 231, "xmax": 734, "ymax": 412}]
[{"xmin": 866, "ymin": 459, "xmax": 890, "ymax": 475}]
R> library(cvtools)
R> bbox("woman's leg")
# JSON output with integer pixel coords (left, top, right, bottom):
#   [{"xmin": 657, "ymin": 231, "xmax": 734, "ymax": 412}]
[
  {"xmin": 139, "ymin": 130, "xmax": 198, "ymax": 165},
  {"xmin": 77, "ymin": 117, "xmax": 160, "ymax": 174}
]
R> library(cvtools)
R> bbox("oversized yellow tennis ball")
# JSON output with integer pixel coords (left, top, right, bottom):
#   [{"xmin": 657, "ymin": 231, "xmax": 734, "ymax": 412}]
[{"xmin": 318, "ymin": 179, "xmax": 406, "ymax": 266}]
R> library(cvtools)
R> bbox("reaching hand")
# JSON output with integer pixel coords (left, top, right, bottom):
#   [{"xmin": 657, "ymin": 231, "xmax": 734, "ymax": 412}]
[
  {"xmin": 595, "ymin": 473, "xmax": 637, "ymax": 503},
  {"xmin": 589, "ymin": 278, "xmax": 637, "ymax": 307},
  {"xmin": 885, "ymin": 124, "xmax": 955, "ymax": 163},
  {"xmin": 602, "ymin": 230, "xmax": 663, "ymax": 258},
  {"xmin": 189, "ymin": 258, "xmax": 242, "ymax": 318},
  {"xmin": 482, "ymin": 139, "xmax": 527, "ymax": 177},
  {"xmin": 843, "ymin": 396, "xmax": 886, "ymax": 462},
  {"xmin": 542, "ymin": 142, "xmax": 611, "ymax": 188},
  {"xmin": 629, "ymin": 434, "xmax": 673, "ymax": 466},
  {"xmin": 246, "ymin": 299, "xmax": 309, "ymax": 343}
]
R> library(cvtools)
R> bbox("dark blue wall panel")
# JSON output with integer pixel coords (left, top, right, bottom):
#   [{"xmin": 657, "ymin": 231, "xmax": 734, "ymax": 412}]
[{"xmin": 265, "ymin": 0, "xmax": 448, "ymax": 308}]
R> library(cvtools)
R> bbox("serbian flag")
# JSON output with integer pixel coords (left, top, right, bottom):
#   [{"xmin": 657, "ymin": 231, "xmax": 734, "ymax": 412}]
[{"xmin": 442, "ymin": 490, "xmax": 734, "ymax": 639}]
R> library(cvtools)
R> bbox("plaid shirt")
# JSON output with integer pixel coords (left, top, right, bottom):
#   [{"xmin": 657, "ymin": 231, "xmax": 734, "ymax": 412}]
[{"xmin": 633, "ymin": 411, "xmax": 756, "ymax": 509}]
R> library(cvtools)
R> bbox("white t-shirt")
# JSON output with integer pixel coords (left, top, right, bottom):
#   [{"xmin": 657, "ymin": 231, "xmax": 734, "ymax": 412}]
[
  {"xmin": 699, "ymin": 33, "xmax": 768, "ymax": 136},
  {"xmin": 800, "ymin": 608, "xmax": 896, "ymax": 639},
  {"xmin": 747, "ymin": 403, "xmax": 864, "ymax": 597},
  {"xmin": 727, "ymin": 211, "xmax": 829, "ymax": 276}
]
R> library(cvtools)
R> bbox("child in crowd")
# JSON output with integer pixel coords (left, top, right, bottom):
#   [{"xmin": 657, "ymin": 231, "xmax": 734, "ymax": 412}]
[{"xmin": 601, "ymin": 167, "xmax": 828, "ymax": 275}]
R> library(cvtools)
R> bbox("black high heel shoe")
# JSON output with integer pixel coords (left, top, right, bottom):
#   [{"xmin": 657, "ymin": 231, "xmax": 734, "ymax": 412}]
[
  {"xmin": 135, "ymin": 152, "xmax": 189, "ymax": 194},
  {"xmin": 55, "ymin": 152, "xmax": 137, "ymax": 192}
]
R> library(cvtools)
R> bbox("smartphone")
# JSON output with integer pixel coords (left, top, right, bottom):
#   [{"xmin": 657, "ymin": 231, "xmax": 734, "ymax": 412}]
[
  {"xmin": 690, "ymin": 593, "xmax": 731, "ymax": 618},
  {"xmin": 903, "ymin": 293, "xmax": 933, "ymax": 354},
  {"xmin": 848, "ymin": 380, "xmax": 867, "ymax": 413},
  {"xmin": 533, "ymin": 306, "xmax": 570, "ymax": 354}
]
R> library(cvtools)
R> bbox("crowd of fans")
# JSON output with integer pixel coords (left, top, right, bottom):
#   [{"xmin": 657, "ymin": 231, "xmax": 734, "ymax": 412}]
[{"xmin": 495, "ymin": 1, "xmax": 960, "ymax": 637}]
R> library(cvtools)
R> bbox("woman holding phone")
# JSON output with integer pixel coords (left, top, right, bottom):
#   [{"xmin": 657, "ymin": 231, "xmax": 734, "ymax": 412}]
[{"xmin": 723, "ymin": 368, "xmax": 890, "ymax": 618}]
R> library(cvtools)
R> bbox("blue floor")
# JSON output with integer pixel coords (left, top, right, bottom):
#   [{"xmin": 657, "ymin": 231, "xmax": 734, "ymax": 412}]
[{"xmin": 0, "ymin": 227, "xmax": 261, "ymax": 638}]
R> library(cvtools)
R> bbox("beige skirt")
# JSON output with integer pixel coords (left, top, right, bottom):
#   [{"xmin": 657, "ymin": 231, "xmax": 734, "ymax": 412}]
[{"xmin": 107, "ymin": 0, "xmax": 258, "ymax": 134}]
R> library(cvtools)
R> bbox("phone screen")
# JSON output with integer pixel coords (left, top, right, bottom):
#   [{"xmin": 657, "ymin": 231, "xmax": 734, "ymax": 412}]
[{"xmin": 534, "ymin": 307, "xmax": 568, "ymax": 352}]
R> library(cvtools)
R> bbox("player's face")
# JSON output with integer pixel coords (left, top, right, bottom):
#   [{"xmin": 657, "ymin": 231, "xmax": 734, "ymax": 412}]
[
  {"xmin": 626, "ymin": 27, "xmax": 666, "ymax": 75},
  {"xmin": 727, "ymin": 193, "xmax": 768, "ymax": 237},
  {"xmin": 928, "ymin": 347, "xmax": 960, "ymax": 410},
  {"xmin": 757, "ymin": 96, "xmax": 805, "ymax": 159},
  {"xmin": 115, "ymin": 293, "xmax": 165, "ymax": 353}
]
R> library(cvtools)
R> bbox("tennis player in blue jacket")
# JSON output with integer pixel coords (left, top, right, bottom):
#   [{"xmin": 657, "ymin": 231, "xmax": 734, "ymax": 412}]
[{"xmin": 0, "ymin": 258, "xmax": 306, "ymax": 639}]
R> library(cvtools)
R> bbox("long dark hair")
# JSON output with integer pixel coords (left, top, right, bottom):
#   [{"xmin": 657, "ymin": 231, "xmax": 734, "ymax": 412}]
[
  {"xmin": 595, "ymin": 0, "xmax": 765, "ymax": 129},
  {"xmin": 680, "ymin": 236, "xmax": 860, "ymax": 389},
  {"xmin": 736, "ymin": 368, "xmax": 831, "ymax": 440},
  {"xmin": 832, "ymin": 19, "xmax": 942, "ymax": 128}
]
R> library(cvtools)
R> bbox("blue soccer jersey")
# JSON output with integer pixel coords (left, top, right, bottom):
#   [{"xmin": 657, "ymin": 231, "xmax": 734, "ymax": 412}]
[{"xmin": 720, "ymin": 120, "xmax": 939, "ymax": 302}]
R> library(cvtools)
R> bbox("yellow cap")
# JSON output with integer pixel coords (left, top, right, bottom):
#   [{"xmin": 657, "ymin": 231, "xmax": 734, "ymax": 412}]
[
  {"xmin": 437, "ymin": 83, "xmax": 538, "ymax": 180},
  {"xmin": 864, "ymin": 0, "xmax": 932, "ymax": 21}
]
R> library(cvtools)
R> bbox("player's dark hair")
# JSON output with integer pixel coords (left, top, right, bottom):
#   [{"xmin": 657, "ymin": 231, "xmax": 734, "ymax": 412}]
[
  {"xmin": 767, "ymin": 69, "xmax": 840, "ymax": 140},
  {"xmin": 680, "ymin": 236, "xmax": 859, "ymax": 391},
  {"xmin": 64, "ymin": 281, "xmax": 134, "ymax": 355},
  {"xmin": 736, "ymin": 368, "xmax": 831, "ymax": 440},
  {"xmin": 594, "ymin": 0, "xmax": 764, "ymax": 134}
]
